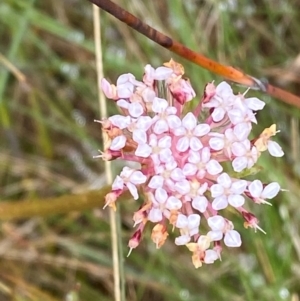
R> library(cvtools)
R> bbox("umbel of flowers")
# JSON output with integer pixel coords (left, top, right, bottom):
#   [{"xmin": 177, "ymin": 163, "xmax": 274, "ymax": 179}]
[{"xmin": 97, "ymin": 59, "xmax": 283, "ymax": 268}]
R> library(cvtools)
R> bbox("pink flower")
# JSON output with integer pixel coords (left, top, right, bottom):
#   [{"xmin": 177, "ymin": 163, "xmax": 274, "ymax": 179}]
[
  {"xmin": 207, "ymin": 215, "xmax": 242, "ymax": 247},
  {"xmin": 210, "ymin": 173, "xmax": 247, "ymax": 210},
  {"xmin": 112, "ymin": 167, "xmax": 147, "ymax": 200},
  {"xmin": 248, "ymin": 180, "xmax": 280, "ymax": 204},
  {"xmin": 174, "ymin": 112, "xmax": 210, "ymax": 152},
  {"xmin": 97, "ymin": 60, "xmax": 283, "ymax": 268}
]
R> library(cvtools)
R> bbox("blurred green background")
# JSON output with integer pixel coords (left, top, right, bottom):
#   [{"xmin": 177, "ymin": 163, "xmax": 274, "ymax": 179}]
[{"xmin": 1, "ymin": 0, "xmax": 300, "ymax": 300}]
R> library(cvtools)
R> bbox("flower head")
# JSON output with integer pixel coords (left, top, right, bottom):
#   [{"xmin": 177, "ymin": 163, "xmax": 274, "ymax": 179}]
[{"xmin": 96, "ymin": 60, "xmax": 283, "ymax": 268}]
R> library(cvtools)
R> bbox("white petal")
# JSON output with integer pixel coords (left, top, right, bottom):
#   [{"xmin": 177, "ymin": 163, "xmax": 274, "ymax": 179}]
[
  {"xmin": 268, "ymin": 141, "xmax": 284, "ymax": 157},
  {"xmin": 128, "ymin": 102, "xmax": 144, "ymax": 117},
  {"xmin": 210, "ymin": 184, "xmax": 224, "ymax": 198},
  {"xmin": 174, "ymin": 179, "xmax": 190, "ymax": 195},
  {"xmin": 190, "ymin": 137, "xmax": 203, "ymax": 151},
  {"xmin": 182, "ymin": 163, "xmax": 197, "ymax": 176},
  {"xmin": 234, "ymin": 123, "xmax": 251, "ymax": 141},
  {"xmin": 133, "ymin": 129, "xmax": 147, "ymax": 144},
  {"xmin": 116, "ymin": 98, "xmax": 129, "ymax": 109},
  {"xmin": 199, "ymin": 147, "xmax": 208, "ymax": 161},
  {"xmin": 136, "ymin": 116, "xmax": 153, "ymax": 130},
  {"xmin": 117, "ymin": 84, "xmax": 134, "ymax": 98},
  {"xmin": 101, "ymin": 78, "xmax": 115, "ymax": 99},
  {"xmin": 135, "ymin": 144, "xmax": 152, "ymax": 158},
  {"xmin": 204, "ymin": 250, "xmax": 219, "ymax": 264},
  {"xmin": 176, "ymin": 214, "xmax": 188, "ymax": 228},
  {"xmin": 192, "ymin": 196, "xmax": 208, "ymax": 213},
  {"xmin": 117, "ymin": 73, "xmax": 135, "ymax": 85},
  {"xmin": 152, "ymin": 97, "xmax": 168, "ymax": 113},
  {"xmin": 212, "ymin": 195, "xmax": 228, "ymax": 210},
  {"xmin": 228, "ymin": 109, "xmax": 244, "ymax": 125},
  {"xmin": 153, "ymin": 119, "xmax": 169, "ymax": 134},
  {"xmin": 193, "ymin": 124, "xmax": 210, "ymax": 136},
  {"xmin": 212, "ymin": 107, "xmax": 226, "ymax": 122},
  {"xmin": 155, "ymin": 188, "xmax": 168, "ymax": 203},
  {"xmin": 245, "ymin": 97, "xmax": 265, "ymax": 111},
  {"xmin": 232, "ymin": 141, "xmax": 247, "ymax": 156},
  {"xmin": 209, "ymin": 137, "xmax": 224, "ymax": 151},
  {"xmin": 167, "ymin": 115, "xmax": 181, "ymax": 129},
  {"xmin": 112, "ymin": 175, "xmax": 124, "ymax": 190},
  {"xmin": 188, "ymin": 150, "xmax": 201, "ymax": 164},
  {"xmin": 207, "ymin": 230, "xmax": 223, "ymax": 241},
  {"xmin": 120, "ymin": 166, "xmax": 132, "ymax": 177},
  {"xmin": 148, "ymin": 133, "xmax": 158, "ymax": 146},
  {"xmin": 148, "ymin": 208, "xmax": 163, "ymax": 222},
  {"xmin": 175, "ymin": 235, "xmax": 191, "ymax": 245},
  {"xmin": 158, "ymin": 136, "xmax": 171, "ymax": 148},
  {"xmin": 216, "ymin": 81, "xmax": 233, "ymax": 94},
  {"xmin": 170, "ymin": 168, "xmax": 185, "ymax": 181},
  {"xmin": 154, "ymin": 66, "xmax": 173, "ymax": 79},
  {"xmin": 232, "ymin": 157, "xmax": 248, "ymax": 172},
  {"xmin": 110, "ymin": 135, "xmax": 126, "ymax": 150},
  {"xmin": 248, "ymin": 180, "xmax": 263, "ymax": 198},
  {"xmin": 130, "ymin": 171, "xmax": 147, "ymax": 184},
  {"xmin": 173, "ymin": 126, "xmax": 186, "ymax": 136},
  {"xmin": 166, "ymin": 196, "xmax": 182, "ymax": 210},
  {"xmin": 198, "ymin": 182, "xmax": 208, "ymax": 194},
  {"xmin": 182, "ymin": 112, "xmax": 197, "ymax": 130},
  {"xmin": 189, "ymin": 226, "xmax": 199, "ymax": 236},
  {"xmin": 187, "ymin": 214, "xmax": 201, "ymax": 228},
  {"xmin": 166, "ymin": 106, "xmax": 177, "ymax": 115},
  {"xmin": 176, "ymin": 137, "xmax": 189, "ymax": 152},
  {"xmin": 231, "ymin": 180, "xmax": 247, "ymax": 194},
  {"xmin": 217, "ymin": 173, "xmax": 232, "ymax": 188},
  {"xmin": 159, "ymin": 149, "xmax": 173, "ymax": 163},
  {"xmin": 126, "ymin": 182, "xmax": 138, "ymax": 200},
  {"xmin": 228, "ymin": 194, "xmax": 245, "ymax": 207},
  {"xmin": 109, "ymin": 115, "xmax": 131, "ymax": 129},
  {"xmin": 142, "ymin": 87, "xmax": 156, "ymax": 103},
  {"xmin": 148, "ymin": 175, "xmax": 164, "ymax": 189},
  {"xmin": 262, "ymin": 182, "xmax": 280, "ymax": 199},
  {"xmin": 224, "ymin": 230, "xmax": 241, "ymax": 247},
  {"xmin": 206, "ymin": 160, "xmax": 223, "ymax": 175},
  {"xmin": 207, "ymin": 215, "xmax": 225, "ymax": 231}
]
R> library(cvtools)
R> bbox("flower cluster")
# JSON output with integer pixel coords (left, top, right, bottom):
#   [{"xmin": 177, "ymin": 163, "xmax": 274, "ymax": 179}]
[{"xmin": 96, "ymin": 59, "xmax": 283, "ymax": 268}]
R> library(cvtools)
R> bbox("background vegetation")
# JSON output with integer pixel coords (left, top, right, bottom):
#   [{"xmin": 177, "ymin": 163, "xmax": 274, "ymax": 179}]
[{"xmin": 1, "ymin": 0, "xmax": 300, "ymax": 300}]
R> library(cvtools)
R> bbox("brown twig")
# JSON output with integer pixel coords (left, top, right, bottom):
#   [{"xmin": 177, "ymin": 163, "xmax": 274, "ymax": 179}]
[{"xmin": 88, "ymin": 0, "xmax": 300, "ymax": 108}]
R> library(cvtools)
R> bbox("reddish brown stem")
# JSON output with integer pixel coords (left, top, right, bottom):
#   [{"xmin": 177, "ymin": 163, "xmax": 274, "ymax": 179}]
[{"xmin": 89, "ymin": 0, "xmax": 300, "ymax": 108}]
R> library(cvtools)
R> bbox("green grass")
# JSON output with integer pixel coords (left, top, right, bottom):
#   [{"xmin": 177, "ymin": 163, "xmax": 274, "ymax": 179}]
[{"xmin": 1, "ymin": 0, "xmax": 300, "ymax": 300}]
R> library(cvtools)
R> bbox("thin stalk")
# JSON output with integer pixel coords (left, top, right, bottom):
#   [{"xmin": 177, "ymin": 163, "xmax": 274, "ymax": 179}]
[
  {"xmin": 87, "ymin": 0, "xmax": 300, "ymax": 108},
  {"xmin": 93, "ymin": 5, "xmax": 124, "ymax": 301}
]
